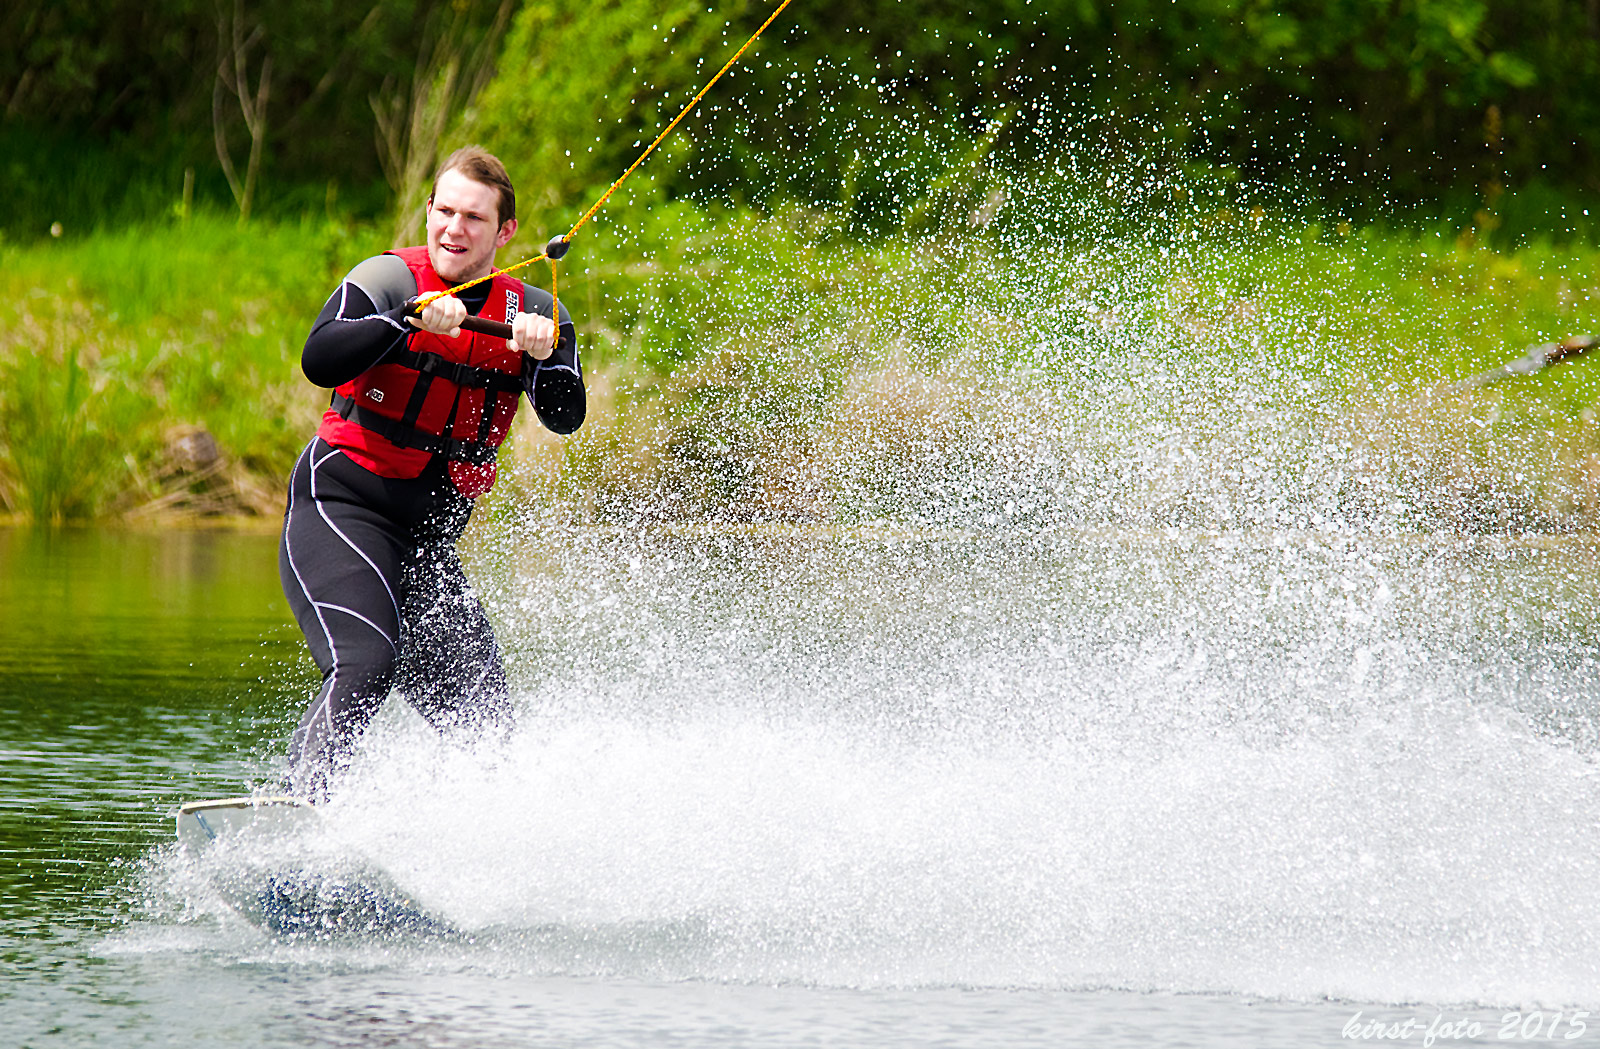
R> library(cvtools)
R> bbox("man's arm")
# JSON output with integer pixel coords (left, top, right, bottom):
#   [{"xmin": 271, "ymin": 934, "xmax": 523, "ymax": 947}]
[
  {"xmin": 300, "ymin": 256, "xmax": 419, "ymax": 388},
  {"xmin": 519, "ymin": 284, "xmax": 585, "ymax": 435}
]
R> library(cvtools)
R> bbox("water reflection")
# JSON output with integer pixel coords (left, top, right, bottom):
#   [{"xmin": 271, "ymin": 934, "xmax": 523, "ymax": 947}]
[{"xmin": 0, "ymin": 527, "xmax": 309, "ymax": 941}]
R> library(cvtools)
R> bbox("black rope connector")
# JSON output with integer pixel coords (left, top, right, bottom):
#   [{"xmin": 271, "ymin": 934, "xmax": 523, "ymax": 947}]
[{"xmin": 546, "ymin": 236, "xmax": 571, "ymax": 261}]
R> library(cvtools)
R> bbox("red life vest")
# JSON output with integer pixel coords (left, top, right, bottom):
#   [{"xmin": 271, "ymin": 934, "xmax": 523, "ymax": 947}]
[{"xmin": 315, "ymin": 246, "xmax": 525, "ymax": 498}]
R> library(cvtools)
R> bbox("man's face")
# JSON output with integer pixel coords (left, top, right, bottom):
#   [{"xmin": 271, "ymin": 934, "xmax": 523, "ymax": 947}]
[{"xmin": 425, "ymin": 168, "xmax": 517, "ymax": 284}]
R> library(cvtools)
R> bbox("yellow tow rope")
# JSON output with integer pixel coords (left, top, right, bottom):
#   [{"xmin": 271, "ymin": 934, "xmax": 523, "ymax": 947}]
[{"xmin": 417, "ymin": 0, "xmax": 797, "ymax": 326}]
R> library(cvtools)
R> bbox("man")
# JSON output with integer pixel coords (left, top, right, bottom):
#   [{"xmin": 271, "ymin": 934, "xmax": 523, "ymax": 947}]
[{"xmin": 279, "ymin": 146, "xmax": 584, "ymax": 799}]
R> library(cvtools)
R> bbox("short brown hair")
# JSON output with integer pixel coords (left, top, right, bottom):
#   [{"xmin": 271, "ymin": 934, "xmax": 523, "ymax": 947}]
[{"xmin": 431, "ymin": 146, "xmax": 516, "ymax": 227}]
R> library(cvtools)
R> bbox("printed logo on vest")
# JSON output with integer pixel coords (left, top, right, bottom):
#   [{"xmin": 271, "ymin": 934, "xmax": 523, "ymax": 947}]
[
  {"xmin": 367, "ymin": 389, "xmax": 385, "ymax": 403},
  {"xmin": 505, "ymin": 289, "xmax": 519, "ymax": 324}
]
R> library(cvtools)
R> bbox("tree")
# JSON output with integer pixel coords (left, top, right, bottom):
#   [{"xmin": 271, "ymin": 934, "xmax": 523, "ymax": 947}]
[
  {"xmin": 372, "ymin": 0, "xmax": 514, "ymax": 247},
  {"xmin": 213, "ymin": 0, "xmax": 271, "ymax": 222}
]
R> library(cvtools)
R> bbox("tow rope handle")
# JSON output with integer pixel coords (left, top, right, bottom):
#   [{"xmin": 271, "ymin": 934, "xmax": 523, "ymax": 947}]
[
  {"xmin": 402, "ymin": 297, "xmax": 514, "ymax": 339},
  {"xmin": 459, "ymin": 313, "xmax": 514, "ymax": 340},
  {"xmin": 406, "ymin": 236, "xmax": 572, "ymax": 340}
]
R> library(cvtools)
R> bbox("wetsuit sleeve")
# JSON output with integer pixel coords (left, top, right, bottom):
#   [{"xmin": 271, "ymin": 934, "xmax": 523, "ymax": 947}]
[
  {"xmin": 519, "ymin": 282, "xmax": 585, "ymax": 435},
  {"xmin": 300, "ymin": 255, "xmax": 419, "ymax": 388}
]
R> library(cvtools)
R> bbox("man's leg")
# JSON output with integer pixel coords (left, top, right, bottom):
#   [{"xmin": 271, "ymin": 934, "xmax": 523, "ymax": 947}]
[
  {"xmin": 393, "ymin": 540, "xmax": 514, "ymax": 738},
  {"xmin": 278, "ymin": 440, "xmax": 408, "ymax": 799}
]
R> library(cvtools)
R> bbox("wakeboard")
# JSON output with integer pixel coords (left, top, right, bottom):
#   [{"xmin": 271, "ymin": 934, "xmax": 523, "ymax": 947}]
[{"xmin": 176, "ymin": 796, "xmax": 445, "ymax": 937}]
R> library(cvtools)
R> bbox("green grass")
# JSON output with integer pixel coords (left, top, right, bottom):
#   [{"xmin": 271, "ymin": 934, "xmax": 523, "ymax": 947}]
[
  {"xmin": 0, "ymin": 211, "xmax": 376, "ymax": 521},
  {"xmin": 2, "ymin": 183, "xmax": 1598, "ymax": 531}
]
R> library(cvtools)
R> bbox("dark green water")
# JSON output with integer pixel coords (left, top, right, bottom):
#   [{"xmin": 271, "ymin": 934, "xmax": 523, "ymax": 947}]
[{"xmin": 0, "ymin": 527, "xmax": 310, "ymax": 942}]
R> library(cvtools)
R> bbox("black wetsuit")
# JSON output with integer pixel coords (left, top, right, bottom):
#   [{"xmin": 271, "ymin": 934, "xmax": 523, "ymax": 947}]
[{"xmin": 279, "ymin": 255, "xmax": 583, "ymax": 798}]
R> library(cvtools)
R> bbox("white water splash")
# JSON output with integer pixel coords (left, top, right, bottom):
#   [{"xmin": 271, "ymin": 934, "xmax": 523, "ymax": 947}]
[{"xmin": 246, "ymin": 524, "xmax": 1600, "ymax": 1007}]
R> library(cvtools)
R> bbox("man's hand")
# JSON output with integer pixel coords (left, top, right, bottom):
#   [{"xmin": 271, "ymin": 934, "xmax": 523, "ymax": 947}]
[
  {"xmin": 511, "ymin": 311, "xmax": 557, "ymax": 360},
  {"xmin": 407, "ymin": 295, "xmax": 466, "ymax": 339}
]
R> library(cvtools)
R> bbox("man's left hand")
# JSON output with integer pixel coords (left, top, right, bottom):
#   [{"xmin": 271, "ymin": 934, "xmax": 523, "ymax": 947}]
[{"xmin": 511, "ymin": 311, "xmax": 557, "ymax": 360}]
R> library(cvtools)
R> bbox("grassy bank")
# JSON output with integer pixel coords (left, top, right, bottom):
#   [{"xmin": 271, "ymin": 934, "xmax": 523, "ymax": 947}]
[
  {"xmin": 1, "ymin": 175, "xmax": 1596, "ymax": 532},
  {"xmin": 0, "ymin": 215, "xmax": 386, "ymax": 521}
]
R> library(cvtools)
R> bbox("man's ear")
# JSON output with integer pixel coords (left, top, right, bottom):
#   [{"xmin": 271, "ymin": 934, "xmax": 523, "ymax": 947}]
[{"xmin": 495, "ymin": 217, "xmax": 518, "ymax": 248}]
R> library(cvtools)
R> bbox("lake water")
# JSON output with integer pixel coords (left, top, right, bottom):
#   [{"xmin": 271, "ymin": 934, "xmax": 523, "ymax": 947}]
[{"xmin": 3, "ymin": 522, "xmax": 1598, "ymax": 1048}]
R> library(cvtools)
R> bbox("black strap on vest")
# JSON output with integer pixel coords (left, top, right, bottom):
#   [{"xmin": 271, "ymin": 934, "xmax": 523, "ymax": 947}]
[
  {"xmin": 388, "ymin": 346, "xmax": 523, "ymax": 393},
  {"xmin": 332, "ymin": 393, "xmax": 500, "ymax": 465}
]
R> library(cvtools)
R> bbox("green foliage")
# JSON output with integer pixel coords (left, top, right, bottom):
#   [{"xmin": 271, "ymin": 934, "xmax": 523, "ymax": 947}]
[
  {"xmin": 0, "ymin": 0, "xmax": 511, "ymax": 234},
  {"xmin": 0, "ymin": 212, "xmax": 373, "ymax": 520},
  {"xmin": 469, "ymin": 0, "xmax": 1599, "ymax": 222},
  {"xmin": 0, "ymin": 327, "xmax": 132, "ymax": 523},
  {"xmin": 4, "ymin": 0, "xmax": 1597, "ymax": 242},
  {"xmin": 464, "ymin": 0, "xmax": 753, "ymax": 233},
  {"xmin": 5, "ymin": 0, "xmax": 1597, "ymax": 533}
]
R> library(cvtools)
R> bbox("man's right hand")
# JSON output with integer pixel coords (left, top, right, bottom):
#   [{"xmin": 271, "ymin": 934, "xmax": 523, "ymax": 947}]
[{"xmin": 407, "ymin": 295, "xmax": 467, "ymax": 339}]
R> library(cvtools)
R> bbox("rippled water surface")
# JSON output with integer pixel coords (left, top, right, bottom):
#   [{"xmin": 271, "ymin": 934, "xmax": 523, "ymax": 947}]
[{"xmin": 3, "ymin": 523, "xmax": 1598, "ymax": 1048}]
